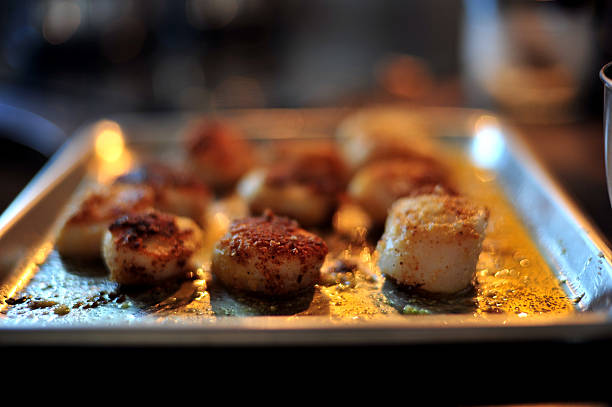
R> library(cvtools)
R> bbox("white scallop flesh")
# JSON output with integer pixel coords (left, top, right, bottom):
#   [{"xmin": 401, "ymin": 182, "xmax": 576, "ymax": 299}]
[{"xmin": 376, "ymin": 194, "xmax": 489, "ymax": 293}]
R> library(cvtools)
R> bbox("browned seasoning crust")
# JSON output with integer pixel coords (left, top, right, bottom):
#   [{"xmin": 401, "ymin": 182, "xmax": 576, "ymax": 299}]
[
  {"xmin": 66, "ymin": 185, "xmax": 154, "ymax": 225},
  {"xmin": 223, "ymin": 212, "xmax": 328, "ymax": 264},
  {"xmin": 186, "ymin": 120, "xmax": 252, "ymax": 169},
  {"xmin": 237, "ymin": 142, "xmax": 349, "ymax": 227},
  {"xmin": 362, "ymin": 158, "xmax": 456, "ymax": 198},
  {"xmin": 103, "ymin": 210, "xmax": 204, "ymax": 285},
  {"xmin": 347, "ymin": 157, "xmax": 459, "ymax": 225},
  {"xmin": 442, "ymin": 195, "xmax": 490, "ymax": 221},
  {"xmin": 115, "ymin": 163, "xmax": 210, "ymax": 195},
  {"xmin": 212, "ymin": 211, "xmax": 328, "ymax": 296},
  {"xmin": 109, "ymin": 212, "xmax": 195, "ymax": 261},
  {"xmin": 356, "ymin": 140, "xmax": 439, "ymax": 168},
  {"xmin": 264, "ymin": 145, "xmax": 348, "ymax": 195},
  {"xmin": 186, "ymin": 121, "xmax": 236, "ymax": 154},
  {"xmin": 114, "ymin": 163, "xmax": 211, "ymax": 219},
  {"xmin": 393, "ymin": 195, "xmax": 490, "ymax": 241}
]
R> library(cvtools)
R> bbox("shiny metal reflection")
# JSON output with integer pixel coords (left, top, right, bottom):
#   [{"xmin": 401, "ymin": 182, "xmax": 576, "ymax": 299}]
[
  {"xmin": 600, "ymin": 62, "xmax": 612, "ymax": 207},
  {"xmin": 471, "ymin": 115, "xmax": 505, "ymax": 169}
]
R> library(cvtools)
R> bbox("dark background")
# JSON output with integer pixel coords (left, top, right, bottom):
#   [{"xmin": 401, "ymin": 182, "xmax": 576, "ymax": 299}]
[{"xmin": 1, "ymin": 0, "xmax": 612, "ymax": 240}]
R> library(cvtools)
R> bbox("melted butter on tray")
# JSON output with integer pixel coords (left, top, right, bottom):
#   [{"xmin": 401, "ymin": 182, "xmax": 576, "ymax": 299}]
[
  {"xmin": 0, "ymin": 150, "xmax": 574, "ymax": 324},
  {"xmin": 451, "ymin": 151, "xmax": 574, "ymax": 317}
]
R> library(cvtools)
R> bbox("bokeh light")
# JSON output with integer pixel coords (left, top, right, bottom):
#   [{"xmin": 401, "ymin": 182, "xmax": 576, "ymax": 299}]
[
  {"xmin": 94, "ymin": 120, "xmax": 125, "ymax": 163},
  {"xmin": 42, "ymin": 0, "xmax": 81, "ymax": 45},
  {"xmin": 471, "ymin": 115, "xmax": 505, "ymax": 169}
]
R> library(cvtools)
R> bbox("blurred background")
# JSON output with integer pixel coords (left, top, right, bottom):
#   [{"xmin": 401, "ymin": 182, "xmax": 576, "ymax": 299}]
[{"xmin": 1, "ymin": 0, "xmax": 612, "ymax": 238}]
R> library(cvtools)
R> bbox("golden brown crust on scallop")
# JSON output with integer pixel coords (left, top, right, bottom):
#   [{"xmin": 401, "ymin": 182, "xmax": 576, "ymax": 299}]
[
  {"xmin": 186, "ymin": 120, "xmax": 241, "ymax": 153},
  {"xmin": 102, "ymin": 210, "xmax": 203, "ymax": 285},
  {"xmin": 66, "ymin": 184, "xmax": 154, "ymax": 225},
  {"xmin": 392, "ymin": 194, "xmax": 489, "ymax": 231},
  {"xmin": 186, "ymin": 120, "xmax": 253, "ymax": 170},
  {"xmin": 347, "ymin": 158, "xmax": 457, "ymax": 225},
  {"xmin": 364, "ymin": 141, "xmax": 436, "ymax": 166},
  {"xmin": 212, "ymin": 211, "xmax": 328, "ymax": 295},
  {"xmin": 264, "ymin": 147, "xmax": 348, "ymax": 195},
  {"xmin": 335, "ymin": 107, "xmax": 438, "ymax": 170},
  {"xmin": 236, "ymin": 142, "xmax": 348, "ymax": 227},
  {"xmin": 441, "ymin": 196, "xmax": 491, "ymax": 225},
  {"xmin": 115, "ymin": 163, "xmax": 210, "ymax": 195},
  {"xmin": 370, "ymin": 159, "xmax": 455, "ymax": 196},
  {"xmin": 219, "ymin": 211, "xmax": 328, "ymax": 266},
  {"xmin": 114, "ymin": 163, "xmax": 211, "ymax": 220},
  {"xmin": 108, "ymin": 212, "xmax": 195, "ymax": 261},
  {"xmin": 110, "ymin": 263, "xmax": 173, "ymax": 286}
]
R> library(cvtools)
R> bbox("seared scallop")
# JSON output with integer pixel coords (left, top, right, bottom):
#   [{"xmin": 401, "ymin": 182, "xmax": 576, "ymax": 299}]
[
  {"xmin": 185, "ymin": 120, "xmax": 254, "ymax": 191},
  {"xmin": 237, "ymin": 142, "xmax": 347, "ymax": 227},
  {"xmin": 114, "ymin": 162, "xmax": 211, "ymax": 224},
  {"xmin": 211, "ymin": 211, "xmax": 328, "ymax": 296},
  {"xmin": 335, "ymin": 107, "xmax": 437, "ymax": 171},
  {"xmin": 56, "ymin": 184, "xmax": 155, "ymax": 258},
  {"xmin": 348, "ymin": 158, "xmax": 456, "ymax": 226},
  {"xmin": 376, "ymin": 194, "xmax": 489, "ymax": 294},
  {"xmin": 102, "ymin": 211, "xmax": 204, "ymax": 285}
]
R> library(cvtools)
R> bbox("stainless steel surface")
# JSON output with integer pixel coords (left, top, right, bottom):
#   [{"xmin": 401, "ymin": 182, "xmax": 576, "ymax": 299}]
[
  {"xmin": 1, "ymin": 107, "xmax": 612, "ymax": 347},
  {"xmin": 601, "ymin": 62, "xmax": 612, "ymax": 208}
]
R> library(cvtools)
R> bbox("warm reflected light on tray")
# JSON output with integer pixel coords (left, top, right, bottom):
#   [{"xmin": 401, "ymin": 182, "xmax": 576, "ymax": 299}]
[
  {"xmin": 471, "ymin": 115, "xmax": 505, "ymax": 169},
  {"xmin": 90, "ymin": 120, "xmax": 134, "ymax": 183},
  {"xmin": 0, "ymin": 242, "xmax": 53, "ymax": 313},
  {"xmin": 94, "ymin": 120, "xmax": 125, "ymax": 163}
]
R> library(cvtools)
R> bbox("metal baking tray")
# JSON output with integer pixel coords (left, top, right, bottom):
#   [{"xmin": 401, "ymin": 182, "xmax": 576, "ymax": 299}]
[{"xmin": 1, "ymin": 107, "xmax": 612, "ymax": 347}]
